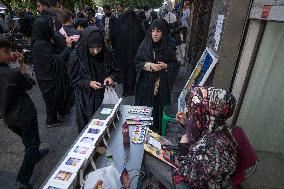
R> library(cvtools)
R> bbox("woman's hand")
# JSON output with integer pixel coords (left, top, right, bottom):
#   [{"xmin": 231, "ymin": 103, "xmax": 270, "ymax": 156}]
[
  {"xmin": 20, "ymin": 63, "xmax": 28, "ymax": 74},
  {"xmin": 180, "ymin": 134, "xmax": 189, "ymax": 144},
  {"xmin": 176, "ymin": 112, "xmax": 186, "ymax": 125},
  {"xmin": 150, "ymin": 63, "xmax": 162, "ymax": 72},
  {"xmin": 104, "ymin": 77, "xmax": 113, "ymax": 86},
  {"xmin": 66, "ymin": 36, "xmax": 73, "ymax": 47},
  {"xmin": 157, "ymin": 61, "xmax": 168, "ymax": 70},
  {"xmin": 90, "ymin": 81, "xmax": 102, "ymax": 90}
]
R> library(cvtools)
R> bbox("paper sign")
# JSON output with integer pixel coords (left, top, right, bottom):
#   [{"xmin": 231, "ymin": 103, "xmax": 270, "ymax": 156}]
[{"xmin": 214, "ymin": 14, "xmax": 225, "ymax": 51}]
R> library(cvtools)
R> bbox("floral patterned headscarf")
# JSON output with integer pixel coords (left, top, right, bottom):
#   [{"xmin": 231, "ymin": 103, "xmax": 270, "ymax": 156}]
[
  {"xmin": 186, "ymin": 86, "xmax": 236, "ymax": 133},
  {"xmin": 173, "ymin": 87, "xmax": 237, "ymax": 187}
]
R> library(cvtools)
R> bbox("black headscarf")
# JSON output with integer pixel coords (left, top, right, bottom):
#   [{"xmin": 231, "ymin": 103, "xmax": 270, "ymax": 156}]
[
  {"xmin": 136, "ymin": 19, "xmax": 170, "ymax": 76},
  {"xmin": 31, "ymin": 17, "xmax": 53, "ymax": 44},
  {"xmin": 77, "ymin": 26, "xmax": 105, "ymax": 81},
  {"xmin": 87, "ymin": 31, "xmax": 104, "ymax": 48},
  {"xmin": 135, "ymin": 19, "xmax": 180, "ymax": 100},
  {"xmin": 134, "ymin": 19, "xmax": 180, "ymax": 133}
]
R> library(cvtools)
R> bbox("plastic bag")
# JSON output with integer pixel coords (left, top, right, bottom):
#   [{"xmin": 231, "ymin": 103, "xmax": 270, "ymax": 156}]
[
  {"xmin": 82, "ymin": 166, "xmax": 121, "ymax": 189},
  {"xmin": 102, "ymin": 86, "xmax": 119, "ymax": 104}
]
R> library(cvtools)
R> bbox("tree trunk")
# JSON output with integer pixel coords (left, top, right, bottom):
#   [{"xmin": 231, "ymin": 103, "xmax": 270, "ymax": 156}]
[{"xmin": 185, "ymin": 0, "xmax": 214, "ymax": 69}]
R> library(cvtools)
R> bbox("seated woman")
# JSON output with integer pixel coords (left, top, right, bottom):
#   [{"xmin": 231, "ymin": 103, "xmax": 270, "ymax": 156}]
[
  {"xmin": 135, "ymin": 19, "xmax": 180, "ymax": 134},
  {"xmin": 68, "ymin": 26, "xmax": 120, "ymax": 133},
  {"xmin": 174, "ymin": 86, "xmax": 237, "ymax": 188}
]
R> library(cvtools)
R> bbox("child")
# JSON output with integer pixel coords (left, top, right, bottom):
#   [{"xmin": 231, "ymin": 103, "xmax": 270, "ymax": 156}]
[{"xmin": 0, "ymin": 37, "xmax": 48, "ymax": 189}]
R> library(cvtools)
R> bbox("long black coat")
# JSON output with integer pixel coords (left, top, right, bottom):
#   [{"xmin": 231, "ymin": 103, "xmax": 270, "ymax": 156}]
[
  {"xmin": 135, "ymin": 20, "xmax": 180, "ymax": 134},
  {"xmin": 32, "ymin": 41, "xmax": 72, "ymax": 118},
  {"xmin": 68, "ymin": 27, "xmax": 120, "ymax": 132},
  {"xmin": 115, "ymin": 10, "xmax": 145, "ymax": 97},
  {"xmin": 32, "ymin": 17, "xmax": 73, "ymax": 121}
]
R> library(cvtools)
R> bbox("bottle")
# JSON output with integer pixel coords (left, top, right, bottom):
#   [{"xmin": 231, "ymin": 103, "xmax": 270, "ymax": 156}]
[
  {"xmin": 122, "ymin": 122, "xmax": 130, "ymax": 147},
  {"xmin": 105, "ymin": 149, "xmax": 115, "ymax": 167},
  {"xmin": 120, "ymin": 164, "xmax": 130, "ymax": 188}
]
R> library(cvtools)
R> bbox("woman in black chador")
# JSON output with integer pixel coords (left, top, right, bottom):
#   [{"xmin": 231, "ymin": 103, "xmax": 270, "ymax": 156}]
[
  {"xmin": 68, "ymin": 26, "xmax": 120, "ymax": 133},
  {"xmin": 115, "ymin": 10, "xmax": 145, "ymax": 97},
  {"xmin": 135, "ymin": 20, "xmax": 180, "ymax": 134},
  {"xmin": 32, "ymin": 17, "xmax": 73, "ymax": 127}
]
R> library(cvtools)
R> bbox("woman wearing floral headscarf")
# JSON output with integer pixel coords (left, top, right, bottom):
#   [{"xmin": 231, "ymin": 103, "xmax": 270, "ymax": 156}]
[{"xmin": 174, "ymin": 86, "xmax": 237, "ymax": 188}]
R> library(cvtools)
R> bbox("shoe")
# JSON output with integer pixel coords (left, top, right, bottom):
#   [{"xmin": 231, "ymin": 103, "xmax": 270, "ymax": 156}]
[
  {"xmin": 16, "ymin": 182, "xmax": 33, "ymax": 189},
  {"xmin": 46, "ymin": 120, "xmax": 61, "ymax": 128},
  {"xmin": 37, "ymin": 148, "xmax": 49, "ymax": 162},
  {"xmin": 57, "ymin": 114, "xmax": 65, "ymax": 122}
]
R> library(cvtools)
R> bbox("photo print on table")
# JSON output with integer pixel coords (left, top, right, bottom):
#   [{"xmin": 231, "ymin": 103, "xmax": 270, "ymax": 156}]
[
  {"xmin": 47, "ymin": 187, "xmax": 60, "ymax": 189},
  {"xmin": 91, "ymin": 120, "xmax": 105, "ymax": 127},
  {"xmin": 100, "ymin": 108, "xmax": 113, "ymax": 115},
  {"xmin": 80, "ymin": 137, "xmax": 94, "ymax": 144},
  {"xmin": 87, "ymin": 128, "xmax": 100, "ymax": 134},
  {"xmin": 42, "ymin": 181, "xmax": 67, "ymax": 189},
  {"xmin": 65, "ymin": 157, "xmax": 81, "ymax": 167},
  {"xmin": 73, "ymin": 146, "xmax": 89, "ymax": 155},
  {"xmin": 54, "ymin": 171, "xmax": 72, "ymax": 181}
]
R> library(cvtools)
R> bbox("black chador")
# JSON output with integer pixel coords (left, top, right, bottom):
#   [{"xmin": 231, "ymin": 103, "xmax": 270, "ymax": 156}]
[
  {"xmin": 68, "ymin": 26, "xmax": 120, "ymax": 132},
  {"xmin": 32, "ymin": 17, "xmax": 73, "ymax": 125},
  {"xmin": 115, "ymin": 10, "xmax": 145, "ymax": 96},
  {"xmin": 135, "ymin": 20, "xmax": 180, "ymax": 134}
]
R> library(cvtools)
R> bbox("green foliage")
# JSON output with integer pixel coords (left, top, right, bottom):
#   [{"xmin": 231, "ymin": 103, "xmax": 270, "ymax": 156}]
[
  {"xmin": 96, "ymin": 0, "xmax": 163, "ymax": 9},
  {"xmin": 1, "ymin": 0, "xmax": 163, "ymax": 11}
]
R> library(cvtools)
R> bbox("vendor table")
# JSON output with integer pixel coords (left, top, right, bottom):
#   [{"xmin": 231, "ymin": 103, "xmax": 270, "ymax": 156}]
[
  {"xmin": 94, "ymin": 105, "xmax": 152, "ymax": 189},
  {"xmin": 40, "ymin": 104, "xmax": 152, "ymax": 189}
]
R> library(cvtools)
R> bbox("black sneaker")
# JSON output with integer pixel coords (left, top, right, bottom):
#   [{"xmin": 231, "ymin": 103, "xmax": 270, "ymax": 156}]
[
  {"xmin": 37, "ymin": 148, "xmax": 49, "ymax": 162},
  {"xmin": 16, "ymin": 182, "xmax": 33, "ymax": 189},
  {"xmin": 57, "ymin": 114, "xmax": 65, "ymax": 122},
  {"xmin": 46, "ymin": 120, "xmax": 61, "ymax": 128}
]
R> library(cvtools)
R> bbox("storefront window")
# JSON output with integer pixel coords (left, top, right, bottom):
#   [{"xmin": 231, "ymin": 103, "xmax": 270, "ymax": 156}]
[{"xmin": 237, "ymin": 22, "xmax": 284, "ymax": 153}]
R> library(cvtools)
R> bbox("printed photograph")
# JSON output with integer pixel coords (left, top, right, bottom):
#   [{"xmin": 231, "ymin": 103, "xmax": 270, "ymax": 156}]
[
  {"xmin": 87, "ymin": 128, "xmax": 100, "ymax": 134},
  {"xmin": 81, "ymin": 137, "xmax": 94, "ymax": 144},
  {"xmin": 47, "ymin": 187, "xmax": 60, "ymax": 189},
  {"xmin": 93, "ymin": 120, "xmax": 104, "ymax": 126},
  {"xmin": 66, "ymin": 157, "xmax": 81, "ymax": 166},
  {"xmin": 54, "ymin": 171, "xmax": 72, "ymax": 181},
  {"xmin": 73, "ymin": 146, "xmax": 89, "ymax": 154}
]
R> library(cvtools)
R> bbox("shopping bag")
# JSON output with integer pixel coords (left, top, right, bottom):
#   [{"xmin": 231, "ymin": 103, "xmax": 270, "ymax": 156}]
[
  {"xmin": 102, "ymin": 86, "xmax": 119, "ymax": 104},
  {"xmin": 82, "ymin": 166, "xmax": 121, "ymax": 189}
]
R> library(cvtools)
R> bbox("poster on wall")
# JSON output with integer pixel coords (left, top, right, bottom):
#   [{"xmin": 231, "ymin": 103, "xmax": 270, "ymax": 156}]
[{"xmin": 178, "ymin": 48, "xmax": 218, "ymax": 112}]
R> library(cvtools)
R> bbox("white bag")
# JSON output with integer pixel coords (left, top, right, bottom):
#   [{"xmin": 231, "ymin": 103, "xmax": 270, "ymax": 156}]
[
  {"xmin": 102, "ymin": 86, "xmax": 119, "ymax": 104},
  {"xmin": 82, "ymin": 166, "xmax": 121, "ymax": 189}
]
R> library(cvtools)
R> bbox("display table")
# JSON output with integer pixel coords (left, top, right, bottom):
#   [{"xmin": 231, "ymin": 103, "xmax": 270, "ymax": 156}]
[
  {"xmin": 40, "ymin": 102, "xmax": 152, "ymax": 189},
  {"xmin": 94, "ymin": 105, "xmax": 152, "ymax": 189}
]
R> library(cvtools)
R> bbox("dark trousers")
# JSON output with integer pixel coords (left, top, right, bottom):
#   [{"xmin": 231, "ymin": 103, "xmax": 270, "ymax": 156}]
[
  {"xmin": 37, "ymin": 80, "xmax": 58, "ymax": 123},
  {"xmin": 182, "ymin": 27, "xmax": 188, "ymax": 43},
  {"xmin": 8, "ymin": 118, "xmax": 41, "ymax": 184}
]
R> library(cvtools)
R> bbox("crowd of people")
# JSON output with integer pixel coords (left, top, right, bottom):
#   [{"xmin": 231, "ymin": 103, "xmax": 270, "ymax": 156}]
[{"xmin": 0, "ymin": 1, "xmax": 240, "ymax": 189}]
